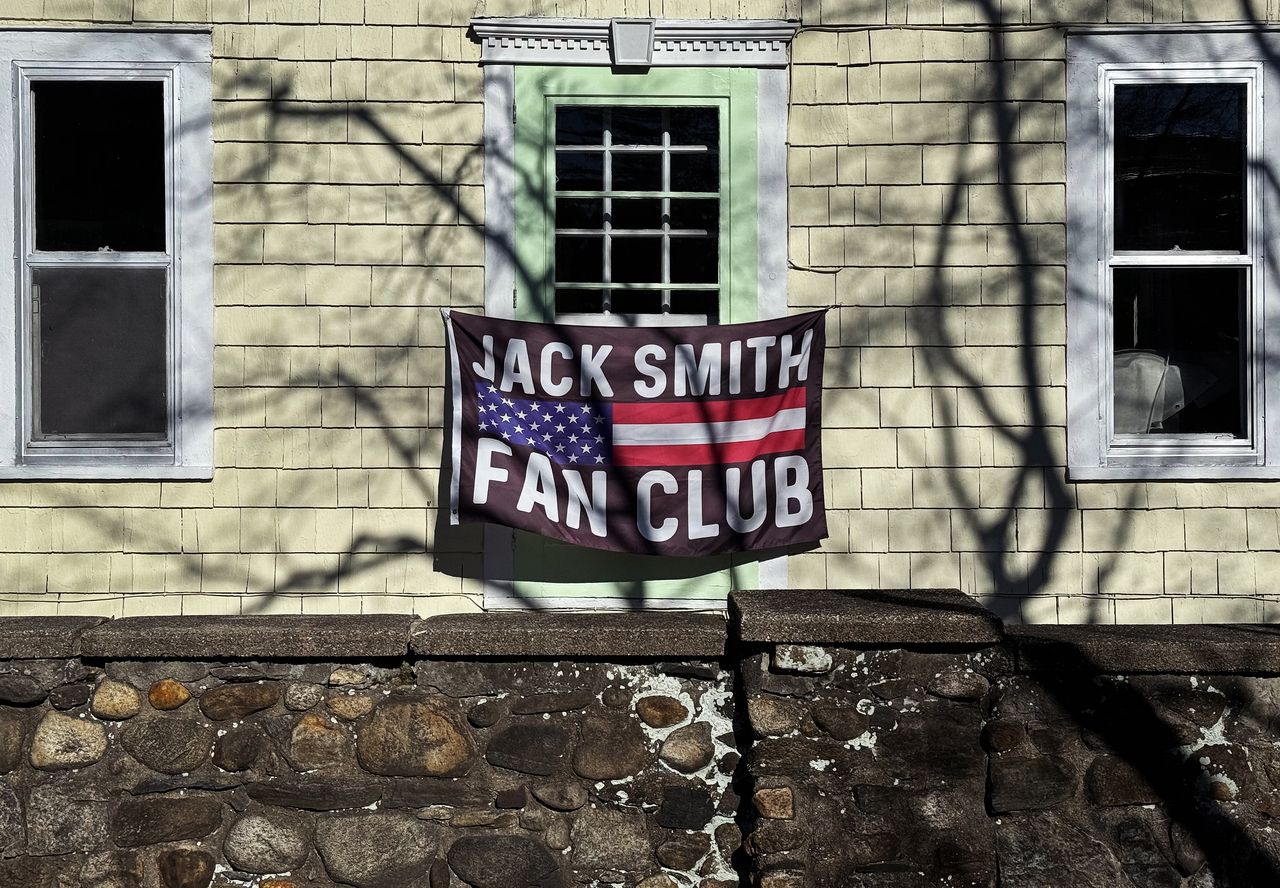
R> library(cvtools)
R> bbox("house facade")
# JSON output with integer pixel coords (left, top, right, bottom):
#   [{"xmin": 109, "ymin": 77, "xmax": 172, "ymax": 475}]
[{"xmin": 0, "ymin": 0, "xmax": 1273, "ymax": 623}]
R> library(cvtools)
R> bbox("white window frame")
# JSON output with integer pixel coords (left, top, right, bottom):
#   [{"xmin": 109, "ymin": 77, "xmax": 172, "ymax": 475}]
[
  {"xmin": 472, "ymin": 17, "xmax": 795, "ymax": 607},
  {"xmin": 0, "ymin": 31, "xmax": 213, "ymax": 479},
  {"xmin": 1067, "ymin": 31, "xmax": 1280, "ymax": 480}
]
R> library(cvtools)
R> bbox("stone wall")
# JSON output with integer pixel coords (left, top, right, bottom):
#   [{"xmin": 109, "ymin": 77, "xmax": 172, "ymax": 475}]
[{"xmin": 1, "ymin": 594, "xmax": 1280, "ymax": 888}]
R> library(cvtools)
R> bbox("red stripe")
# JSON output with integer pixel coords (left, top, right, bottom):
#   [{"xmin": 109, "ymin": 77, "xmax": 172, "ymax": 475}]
[
  {"xmin": 613, "ymin": 428, "xmax": 806, "ymax": 467},
  {"xmin": 612, "ymin": 386, "xmax": 806, "ymax": 425}
]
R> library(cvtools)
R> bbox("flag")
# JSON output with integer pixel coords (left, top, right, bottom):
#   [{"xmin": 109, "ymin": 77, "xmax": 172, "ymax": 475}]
[{"xmin": 444, "ymin": 310, "xmax": 827, "ymax": 556}]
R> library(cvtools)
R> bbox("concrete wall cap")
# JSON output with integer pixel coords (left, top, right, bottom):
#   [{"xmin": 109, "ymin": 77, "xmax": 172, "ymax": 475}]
[
  {"xmin": 1011, "ymin": 624, "xmax": 1280, "ymax": 674},
  {"xmin": 0, "ymin": 616, "xmax": 105, "ymax": 659},
  {"xmin": 80, "ymin": 615, "xmax": 415, "ymax": 660}
]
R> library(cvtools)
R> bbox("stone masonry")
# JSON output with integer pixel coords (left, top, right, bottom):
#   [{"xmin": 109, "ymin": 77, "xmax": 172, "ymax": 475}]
[{"xmin": 1, "ymin": 595, "xmax": 1280, "ymax": 888}]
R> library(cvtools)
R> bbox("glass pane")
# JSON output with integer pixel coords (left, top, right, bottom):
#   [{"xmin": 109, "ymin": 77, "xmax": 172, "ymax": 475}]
[
  {"xmin": 1112, "ymin": 267, "xmax": 1245, "ymax": 437},
  {"xmin": 670, "ymin": 290, "xmax": 718, "ymax": 319},
  {"xmin": 612, "ymin": 153, "xmax": 662, "ymax": 191},
  {"xmin": 669, "ymin": 198, "xmax": 718, "ymax": 232},
  {"xmin": 556, "ymin": 289, "xmax": 603, "ymax": 314},
  {"xmin": 34, "ymin": 81, "xmax": 165, "ymax": 252},
  {"xmin": 670, "ymin": 151, "xmax": 719, "ymax": 193},
  {"xmin": 555, "ymin": 152, "xmax": 603, "ymax": 191},
  {"xmin": 611, "ymin": 199, "xmax": 662, "ymax": 230},
  {"xmin": 670, "ymin": 107, "xmax": 718, "ymax": 148},
  {"xmin": 610, "ymin": 108, "xmax": 662, "ymax": 146},
  {"xmin": 609, "ymin": 290, "xmax": 662, "ymax": 314},
  {"xmin": 555, "ymin": 236, "xmax": 603, "ymax": 283},
  {"xmin": 34, "ymin": 267, "xmax": 167, "ymax": 437},
  {"xmin": 555, "ymin": 107, "xmax": 604, "ymax": 146},
  {"xmin": 556, "ymin": 198, "xmax": 602, "ymax": 230},
  {"xmin": 1114, "ymin": 83, "xmax": 1246, "ymax": 252},
  {"xmin": 670, "ymin": 237, "xmax": 718, "ymax": 284},
  {"xmin": 611, "ymin": 237, "xmax": 662, "ymax": 284}
]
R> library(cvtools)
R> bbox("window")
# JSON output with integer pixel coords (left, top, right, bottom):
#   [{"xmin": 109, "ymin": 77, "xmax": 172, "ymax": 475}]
[
  {"xmin": 472, "ymin": 17, "xmax": 795, "ymax": 606},
  {"xmin": 0, "ymin": 32, "xmax": 213, "ymax": 479},
  {"xmin": 1067, "ymin": 32, "xmax": 1280, "ymax": 479}
]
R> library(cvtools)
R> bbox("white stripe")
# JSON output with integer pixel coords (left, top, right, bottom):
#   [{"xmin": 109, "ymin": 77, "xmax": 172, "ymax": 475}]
[
  {"xmin": 443, "ymin": 309, "xmax": 463, "ymax": 526},
  {"xmin": 613, "ymin": 407, "xmax": 806, "ymax": 447}
]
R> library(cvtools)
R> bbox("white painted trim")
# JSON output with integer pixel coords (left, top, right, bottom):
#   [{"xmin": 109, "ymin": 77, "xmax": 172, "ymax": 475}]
[
  {"xmin": 471, "ymin": 17, "xmax": 798, "ymax": 67},
  {"xmin": 0, "ymin": 30, "xmax": 213, "ymax": 480},
  {"xmin": 1067, "ymin": 31, "xmax": 1280, "ymax": 480},
  {"xmin": 443, "ymin": 309, "xmax": 463, "ymax": 526}
]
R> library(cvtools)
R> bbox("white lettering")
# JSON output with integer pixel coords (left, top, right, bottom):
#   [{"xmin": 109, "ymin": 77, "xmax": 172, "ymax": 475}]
[
  {"xmin": 633, "ymin": 344, "xmax": 667, "ymax": 398},
  {"xmin": 746, "ymin": 336, "xmax": 776, "ymax": 393},
  {"xmin": 500, "ymin": 338, "xmax": 536, "ymax": 394},
  {"xmin": 516, "ymin": 452, "xmax": 559, "ymax": 521},
  {"xmin": 579, "ymin": 344, "xmax": 614, "ymax": 397},
  {"xmin": 726, "ymin": 460, "xmax": 768, "ymax": 533},
  {"xmin": 472, "ymin": 334, "xmax": 495, "ymax": 381},
  {"xmin": 473, "ymin": 438, "xmax": 511, "ymax": 505},
  {"xmin": 728, "ymin": 340, "xmax": 742, "ymax": 395},
  {"xmin": 778, "ymin": 330, "xmax": 813, "ymax": 388},
  {"xmin": 540, "ymin": 342, "xmax": 573, "ymax": 396},
  {"xmin": 674, "ymin": 343, "xmax": 722, "ymax": 397},
  {"xmin": 686, "ymin": 469, "xmax": 720, "ymax": 540},
  {"xmin": 564, "ymin": 470, "xmax": 608, "ymax": 537},
  {"xmin": 774, "ymin": 455, "xmax": 813, "ymax": 528},
  {"xmin": 637, "ymin": 471, "xmax": 678, "ymax": 542}
]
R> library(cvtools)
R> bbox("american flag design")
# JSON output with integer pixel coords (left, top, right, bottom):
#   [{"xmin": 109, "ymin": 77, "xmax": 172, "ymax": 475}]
[{"xmin": 475, "ymin": 384, "xmax": 611, "ymax": 466}]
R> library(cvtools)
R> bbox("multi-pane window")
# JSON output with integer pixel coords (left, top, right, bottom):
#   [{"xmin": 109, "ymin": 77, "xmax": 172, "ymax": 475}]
[
  {"xmin": 1066, "ymin": 33, "xmax": 1280, "ymax": 478},
  {"xmin": 552, "ymin": 105, "xmax": 721, "ymax": 322},
  {"xmin": 0, "ymin": 31, "xmax": 213, "ymax": 478}
]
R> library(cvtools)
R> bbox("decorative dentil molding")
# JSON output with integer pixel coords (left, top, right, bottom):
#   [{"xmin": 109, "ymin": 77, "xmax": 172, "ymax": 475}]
[{"xmin": 470, "ymin": 17, "xmax": 799, "ymax": 67}]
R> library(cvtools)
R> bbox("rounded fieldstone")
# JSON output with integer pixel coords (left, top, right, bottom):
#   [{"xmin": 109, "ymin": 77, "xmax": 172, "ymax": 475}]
[
  {"xmin": 356, "ymin": 698, "xmax": 475, "ymax": 777},
  {"xmin": 659, "ymin": 722, "xmax": 715, "ymax": 773},
  {"xmin": 326, "ymin": 691, "xmax": 377, "ymax": 721},
  {"xmin": 467, "ymin": 700, "xmax": 506, "ymax": 728},
  {"xmin": 636, "ymin": 695, "xmax": 688, "ymax": 728},
  {"xmin": 316, "ymin": 813, "xmax": 441, "ymax": 888},
  {"xmin": 657, "ymin": 833, "xmax": 711, "ymax": 870},
  {"xmin": 929, "ymin": 668, "xmax": 990, "ymax": 701},
  {"xmin": 545, "ymin": 819, "xmax": 571, "ymax": 851},
  {"xmin": 636, "ymin": 877, "xmax": 677, "ymax": 888},
  {"xmin": 0, "ymin": 672, "xmax": 48, "ymax": 706},
  {"xmin": 447, "ymin": 834, "xmax": 564, "ymax": 888},
  {"xmin": 148, "ymin": 679, "xmax": 192, "ymax": 711},
  {"xmin": 486, "ymin": 724, "xmax": 570, "ymax": 777},
  {"xmin": 30, "ymin": 711, "xmax": 107, "ymax": 770},
  {"xmin": 531, "ymin": 781, "xmax": 588, "ymax": 812},
  {"xmin": 981, "ymin": 718, "xmax": 1026, "ymax": 752},
  {"xmin": 753, "ymin": 786, "xmax": 795, "ymax": 819},
  {"xmin": 288, "ymin": 713, "xmax": 352, "ymax": 770},
  {"xmin": 49, "ymin": 683, "xmax": 91, "ymax": 710},
  {"xmin": 329, "ymin": 666, "xmax": 367, "ymax": 686},
  {"xmin": 213, "ymin": 725, "xmax": 262, "ymax": 772},
  {"xmin": 812, "ymin": 705, "xmax": 870, "ymax": 741},
  {"xmin": 199, "ymin": 682, "xmax": 281, "ymax": 721},
  {"xmin": 284, "ymin": 682, "xmax": 325, "ymax": 712},
  {"xmin": 158, "ymin": 850, "xmax": 216, "ymax": 888},
  {"xmin": 120, "ymin": 716, "xmax": 212, "ymax": 774},
  {"xmin": 747, "ymin": 696, "xmax": 803, "ymax": 738},
  {"xmin": 91, "ymin": 679, "xmax": 143, "ymax": 721},
  {"xmin": 656, "ymin": 786, "xmax": 715, "ymax": 830},
  {"xmin": 601, "ymin": 686, "xmax": 632, "ymax": 709},
  {"xmin": 572, "ymin": 713, "xmax": 650, "ymax": 781},
  {"xmin": 224, "ymin": 814, "xmax": 309, "ymax": 874}
]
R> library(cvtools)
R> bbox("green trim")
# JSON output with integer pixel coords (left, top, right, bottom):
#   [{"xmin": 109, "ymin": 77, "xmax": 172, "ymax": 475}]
[{"xmin": 510, "ymin": 65, "xmax": 761, "ymax": 602}]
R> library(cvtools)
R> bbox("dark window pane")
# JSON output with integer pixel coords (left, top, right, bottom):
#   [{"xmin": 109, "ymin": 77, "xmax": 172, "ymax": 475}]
[
  {"xmin": 1114, "ymin": 83, "xmax": 1246, "ymax": 251},
  {"xmin": 34, "ymin": 267, "xmax": 167, "ymax": 437},
  {"xmin": 555, "ymin": 236, "xmax": 603, "ymax": 283},
  {"xmin": 555, "ymin": 107, "xmax": 604, "ymax": 146},
  {"xmin": 556, "ymin": 289, "xmax": 603, "ymax": 314},
  {"xmin": 670, "ymin": 236, "xmax": 718, "ymax": 284},
  {"xmin": 611, "ymin": 198, "xmax": 662, "ymax": 230},
  {"xmin": 611, "ymin": 237, "xmax": 662, "ymax": 284},
  {"xmin": 670, "ymin": 289, "xmax": 718, "ymax": 319},
  {"xmin": 669, "ymin": 198, "xmax": 718, "ymax": 232},
  {"xmin": 609, "ymin": 290, "xmax": 662, "ymax": 314},
  {"xmin": 556, "ymin": 198, "xmax": 603, "ymax": 230},
  {"xmin": 34, "ymin": 81, "xmax": 165, "ymax": 252},
  {"xmin": 1112, "ymin": 267, "xmax": 1245, "ymax": 436},
  {"xmin": 610, "ymin": 107, "xmax": 662, "ymax": 146},
  {"xmin": 670, "ymin": 107, "xmax": 718, "ymax": 148},
  {"xmin": 670, "ymin": 151, "xmax": 719, "ymax": 192},
  {"xmin": 612, "ymin": 153, "xmax": 661, "ymax": 191},
  {"xmin": 555, "ymin": 152, "xmax": 603, "ymax": 191}
]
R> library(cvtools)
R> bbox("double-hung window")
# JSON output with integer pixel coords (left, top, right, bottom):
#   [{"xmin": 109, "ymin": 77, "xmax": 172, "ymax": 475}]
[
  {"xmin": 1067, "ymin": 32, "xmax": 1280, "ymax": 479},
  {"xmin": 472, "ymin": 17, "xmax": 794, "ymax": 606},
  {"xmin": 0, "ymin": 31, "xmax": 213, "ymax": 479}
]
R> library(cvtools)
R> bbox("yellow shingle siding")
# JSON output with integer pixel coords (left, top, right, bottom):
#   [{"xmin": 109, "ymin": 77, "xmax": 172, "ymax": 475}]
[{"xmin": 0, "ymin": 0, "xmax": 1275, "ymax": 621}]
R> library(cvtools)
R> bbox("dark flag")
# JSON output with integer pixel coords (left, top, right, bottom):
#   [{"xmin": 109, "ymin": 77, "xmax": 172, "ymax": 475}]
[{"xmin": 444, "ymin": 310, "xmax": 827, "ymax": 556}]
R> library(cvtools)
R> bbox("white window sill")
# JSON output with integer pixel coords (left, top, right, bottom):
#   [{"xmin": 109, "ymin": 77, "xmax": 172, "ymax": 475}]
[
  {"xmin": 0, "ymin": 464, "xmax": 212, "ymax": 480},
  {"xmin": 1069, "ymin": 464, "xmax": 1280, "ymax": 481}
]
